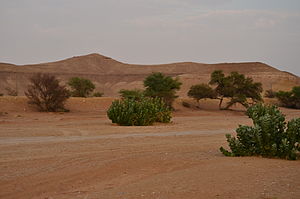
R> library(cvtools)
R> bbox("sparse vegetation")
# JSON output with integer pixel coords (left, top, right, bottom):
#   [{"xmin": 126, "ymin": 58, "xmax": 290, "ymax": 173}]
[
  {"xmin": 188, "ymin": 83, "xmax": 216, "ymax": 103},
  {"xmin": 93, "ymin": 92, "xmax": 104, "ymax": 97},
  {"xmin": 25, "ymin": 73, "xmax": 70, "ymax": 112},
  {"xmin": 119, "ymin": 89, "xmax": 144, "ymax": 100},
  {"xmin": 220, "ymin": 104, "xmax": 300, "ymax": 160},
  {"xmin": 68, "ymin": 77, "xmax": 95, "ymax": 97},
  {"xmin": 182, "ymin": 101, "xmax": 191, "ymax": 108},
  {"xmin": 275, "ymin": 86, "xmax": 300, "ymax": 109},
  {"xmin": 209, "ymin": 70, "xmax": 263, "ymax": 110},
  {"xmin": 5, "ymin": 87, "xmax": 18, "ymax": 96},
  {"xmin": 144, "ymin": 72, "xmax": 182, "ymax": 108},
  {"xmin": 264, "ymin": 89, "xmax": 276, "ymax": 98},
  {"xmin": 107, "ymin": 97, "xmax": 171, "ymax": 126},
  {"xmin": 108, "ymin": 73, "xmax": 181, "ymax": 126}
]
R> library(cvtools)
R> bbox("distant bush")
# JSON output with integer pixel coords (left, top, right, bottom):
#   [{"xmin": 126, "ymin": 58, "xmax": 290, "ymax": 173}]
[
  {"xmin": 119, "ymin": 89, "xmax": 144, "ymax": 101},
  {"xmin": 276, "ymin": 86, "xmax": 300, "ymax": 109},
  {"xmin": 5, "ymin": 87, "xmax": 18, "ymax": 96},
  {"xmin": 182, "ymin": 101, "xmax": 191, "ymax": 108},
  {"xmin": 107, "ymin": 97, "xmax": 171, "ymax": 126},
  {"xmin": 68, "ymin": 77, "xmax": 95, "ymax": 97},
  {"xmin": 220, "ymin": 104, "xmax": 300, "ymax": 160},
  {"xmin": 0, "ymin": 93, "xmax": 3, "ymax": 96},
  {"xmin": 264, "ymin": 89, "xmax": 276, "ymax": 98},
  {"xmin": 93, "ymin": 92, "xmax": 104, "ymax": 97},
  {"xmin": 25, "ymin": 73, "xmax": 70, "ymax": 112}
]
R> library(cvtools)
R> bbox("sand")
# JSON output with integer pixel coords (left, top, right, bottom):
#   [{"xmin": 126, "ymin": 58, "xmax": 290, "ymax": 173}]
[{"xmin": 0, "ymin": 97, "xmax": 300, "ymax": 199}]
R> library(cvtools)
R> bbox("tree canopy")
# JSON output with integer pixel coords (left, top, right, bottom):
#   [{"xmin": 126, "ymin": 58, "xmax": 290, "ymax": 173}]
[
  {"xmin": 68, "ymin": 77, "xmax": 95, "ymax": 97},
  {"xmin": 187, "ymin": 83, "xmax": 216, "ymax": 103},
  {"xmin": 209, "ymin": 70, "xmax": 263, "ymax": 109},
  {"xmin": 144, "ymin": 72, "xmax": 182, "ymax": 108}
]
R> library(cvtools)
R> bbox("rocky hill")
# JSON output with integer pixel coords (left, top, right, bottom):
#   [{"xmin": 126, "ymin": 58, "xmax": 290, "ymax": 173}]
[{"xmin": 0, "ymin": 53, "xmax": 299, "ymax": 97}]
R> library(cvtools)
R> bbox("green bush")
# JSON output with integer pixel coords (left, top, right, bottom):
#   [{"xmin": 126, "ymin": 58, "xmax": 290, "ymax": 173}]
[
  {"xmin": 107, "ymin": 97, "xmax": 171, "ymax": 126},
  {"xmin": 220, "ymin": 104, "xmax": 300, "ymax": 160},
  {"xmin": 144, "ymin": 72, "xmax": 182, "ymax": 109},
  {"xmin": 93, "ymin": 92, "xmax": 104, "ymax": 97},
  {"xmin": 119, "ymin": 89, "xmax": 144, "ymax": 100},
  {"xmin": 276, "ymin": 86, "xmax": 300, "ymax": 109},
  {"xmin": 68, "ymin": 77, "xmax": 95, "ymax": 97}
]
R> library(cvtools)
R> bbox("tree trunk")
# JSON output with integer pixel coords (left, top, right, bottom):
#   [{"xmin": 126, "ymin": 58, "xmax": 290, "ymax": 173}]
[{"xmin": 218, "ymin": 97, "xmax": 223, "ymax": 110}]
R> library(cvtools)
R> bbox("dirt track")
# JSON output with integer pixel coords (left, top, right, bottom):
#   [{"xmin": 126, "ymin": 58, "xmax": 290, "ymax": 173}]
[{"xmin": 1, "ymin": 97, "xmax": 300, "ymax": 199}]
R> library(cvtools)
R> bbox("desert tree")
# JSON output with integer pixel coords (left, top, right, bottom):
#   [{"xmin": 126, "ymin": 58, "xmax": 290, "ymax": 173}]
[
  {"xmin": 144, "ymin": 72, "xmax": 182, "ymax": 108},
  {"xmin": 209, "ymin": 70, "xmax": 263, "ymax": 110},
  {"xmin": 25, "ymin": 73, "xmax": 70, "ymax": 112},
  {"xmin": 224, "ymin": 71, "xmax": 263, "ymax": 109},
  {"xmin": 187, "ymin": 83, "xmax": 216, "ymax": 104},
  {"xmin": 209, "ymin": 70, "xmax": 234, "ymax": 109},
  {"xmin": 68, "ymin": 77, "xmax": 95, "ymax": 97}
]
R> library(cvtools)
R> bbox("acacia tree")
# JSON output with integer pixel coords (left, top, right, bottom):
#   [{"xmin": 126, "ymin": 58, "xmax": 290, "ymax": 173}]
[
  {"xmin": 68, "ymin": 77, "xmax": 95, "ymax": 97},
  {"xmin": 187, "ymin": 83, "xmax": 216, "ymax": 104},
  {"xmin": 25, "ymin": 73, "xmax": 70, "ymax": 112},
  {"xmin": 144, "ymin": 72, "xmax": 182, "ymax": 108},
  {"xmin": 209, "ymin": 70, "xmax": 263, "ymax": 110},
  {"xmin": 209, "ymin": 70, "xmax": 234, "ymax": 109}
]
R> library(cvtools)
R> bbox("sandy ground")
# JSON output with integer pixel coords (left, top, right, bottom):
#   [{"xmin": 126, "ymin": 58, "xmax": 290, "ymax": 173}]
[{"xmin": 0, "ymin": 97, "xmax": 300, "ymax": 199}]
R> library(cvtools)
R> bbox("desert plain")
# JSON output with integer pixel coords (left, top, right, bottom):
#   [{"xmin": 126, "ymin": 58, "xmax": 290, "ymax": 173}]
[{"xmin": 0, "ymin": 96, "xmax": 300, "ymax": 199}]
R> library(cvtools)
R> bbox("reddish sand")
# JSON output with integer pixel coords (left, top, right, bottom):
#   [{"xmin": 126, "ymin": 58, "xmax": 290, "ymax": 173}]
[{"xmin": 0, "ymin": 97, "xmax": 300, "ymax": 199}]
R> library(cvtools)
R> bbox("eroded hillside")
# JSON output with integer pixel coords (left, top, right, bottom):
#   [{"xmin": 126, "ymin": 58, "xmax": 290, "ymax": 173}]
[{"xmin": 1, "ymin": 53, "xmax": 299, "ymax": 96}]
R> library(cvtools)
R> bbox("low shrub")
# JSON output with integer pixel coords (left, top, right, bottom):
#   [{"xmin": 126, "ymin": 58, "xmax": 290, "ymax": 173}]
[
  {"xmin": 276, "ymin": 86, "xmax": 300, "ymax": 109},
  {"xmin": 220, "ymin": 104, "xmax": 300, "ymax": 160},
  {"xmin": 119, "ymin": 89, "xmax": 144, "ymax": 101},
  {"xmin": 93, "ymin": 92, "xmax": 104, "ymax": 97},
  {"xmin": 5, "ymin": 87, "xmax": 18, "ymax": 96},
  {"xmin": 264, "ymin": 89, "xmax": 276, "ymax": 98},
  {"xmin": 68, "ymin": 77, "xmax": 95, "ymax": 97},
  {"xmin": 182, "ymin": 101, "xmax": 191, "ymax": 108},
  {"xmin": 107, "ymin": 97, "xmax": 171, "ymax": 126},
  {"xmin": 25, "ymin": 73, "xmax": 70, "ymax": 112}
]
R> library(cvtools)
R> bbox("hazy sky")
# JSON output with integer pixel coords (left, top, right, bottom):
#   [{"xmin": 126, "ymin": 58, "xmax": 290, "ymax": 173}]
[{"xmin": 1, "ymin": 0, "xmax": 300, "ymax": 75}]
